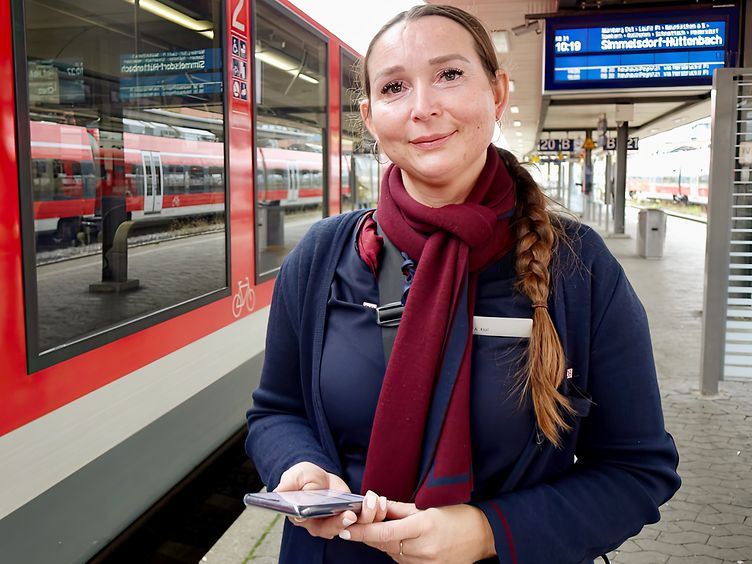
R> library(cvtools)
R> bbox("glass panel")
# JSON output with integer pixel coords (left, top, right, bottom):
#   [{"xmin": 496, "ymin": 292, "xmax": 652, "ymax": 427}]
[
  {"xmin": 340, "ymin": 50, "xmax": 379, "ymax": 213},
  {"xmin": 254, "ymin": 2, "xmax": 326, "ymax": 278},
  {"xmin": 21, "ymin": 0, "xmax": 227, "ymax": 353}
]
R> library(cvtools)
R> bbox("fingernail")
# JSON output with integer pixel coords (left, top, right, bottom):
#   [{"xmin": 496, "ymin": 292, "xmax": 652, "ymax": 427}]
[
  {"xmin": 379, "ymin": 496, "xmax": 386, "ymax": 511},
  {"xmin": 367, "ymin": 494, "xmax": 376, "ymax": 510},
  {"xmin": 342, "ymin": 517, "xmax": 356, "ymax": 527},
  {"xmin": 338, "ymin": 530, "xmax": 351, "ymax": 540}
]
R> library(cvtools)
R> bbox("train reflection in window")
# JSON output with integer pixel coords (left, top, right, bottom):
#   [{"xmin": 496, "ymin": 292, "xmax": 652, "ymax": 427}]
[
  {"xmin": 21, "ymin": 0, "xmax": 227, "ymax": 357},
  {"xmin": 254, "ymin": 1, "xmax": 327, "ymax": 279},
  {"xmin": 340, "ymin": 50, "xmax": 380, "ymax": 213}
]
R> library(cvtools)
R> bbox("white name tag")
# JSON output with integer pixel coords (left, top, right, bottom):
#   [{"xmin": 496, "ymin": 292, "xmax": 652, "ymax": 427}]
[{"xmin": 472, "ymin": 316, "xmax": 532, "ymax": 338}]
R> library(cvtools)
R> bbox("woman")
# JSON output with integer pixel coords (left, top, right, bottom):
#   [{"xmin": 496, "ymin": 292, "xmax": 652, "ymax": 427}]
[{"xmin": 245, "ymin": 5, "xmax": 680, "ymax": 563}]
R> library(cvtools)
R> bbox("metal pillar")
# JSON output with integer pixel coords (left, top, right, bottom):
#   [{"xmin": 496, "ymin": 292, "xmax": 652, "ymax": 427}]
[
  {"xmin": 567, "ymin": 159, "xmax": 574, "ymax": 210},
  {"xmin": 584, "ymin": 129, "xmax": 593, "ymax": 196},
  {"xmin": 604, "ymin": 152, "xmax": 612, "ymax": 234},
  {"xmin": 701, "ymin": 69, "xmax": 740, "ymax": 394},
  {"xmin": 614, "ymin": 121, "xmax": 628, "ymax": 235}
]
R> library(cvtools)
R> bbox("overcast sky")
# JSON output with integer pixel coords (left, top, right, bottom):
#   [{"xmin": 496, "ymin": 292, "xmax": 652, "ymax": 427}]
[{"xmin": 288, "ymin": 0, "xmax": 424, "ymax": 55}]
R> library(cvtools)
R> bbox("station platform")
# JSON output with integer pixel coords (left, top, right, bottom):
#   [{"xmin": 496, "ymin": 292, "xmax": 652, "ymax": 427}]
[{"xmin": 203, "ymin": 207, "xmax": 752, "ymax": 564}]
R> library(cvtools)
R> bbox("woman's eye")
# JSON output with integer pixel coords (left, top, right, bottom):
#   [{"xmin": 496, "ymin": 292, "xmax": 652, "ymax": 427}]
[
  {"xmin": 381, "ymin": 81, "xmax": 403, "ymax": 95},
  {"xmin": 441, "ymin": 68, "xmax": 464, "ymax": 81}
]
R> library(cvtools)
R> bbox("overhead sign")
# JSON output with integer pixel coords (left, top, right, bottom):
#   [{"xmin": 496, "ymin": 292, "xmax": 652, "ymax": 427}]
[
  {"xmin": 28, "ymin": 59, "xmax": 85, "ymax": 105},
  {"xmin": 537, "ymin": 138, "xmax": 576, "ymax": 152},
  {"xmin": 544, "ymin": 7, "xmax": 739, "ymax": 92},
  {"xmin": 604, "ymin": 137, "xmax": 640, "ymax": 150},
  {"xmin": 119, "ymin": 49, "xmax": 223, "ymax": 103}
]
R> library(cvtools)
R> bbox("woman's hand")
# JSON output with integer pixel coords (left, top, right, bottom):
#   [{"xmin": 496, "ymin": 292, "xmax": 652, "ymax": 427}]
[
  {"xmin": 274, "ymin": 461, "xmax": 388, "ymax": 539},
  {"xmin": 340, "ymin": 502, "xmax": 496, "ymax": 563}
]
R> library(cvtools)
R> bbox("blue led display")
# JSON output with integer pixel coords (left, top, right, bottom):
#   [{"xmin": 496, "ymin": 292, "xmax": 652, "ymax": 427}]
[
  {"xmin": 553, "ymin": 22, "xmax": 726, "ymax": 55},
  {"xmin": 119, "ymin": 48, "xmax": 224, "ymax": 102},
  {"xmin": 544, "ymin": 8, "xmax": 738, "ymax": 92}
]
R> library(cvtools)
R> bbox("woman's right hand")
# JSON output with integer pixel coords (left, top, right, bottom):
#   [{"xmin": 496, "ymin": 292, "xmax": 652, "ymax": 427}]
[{"xmin": 275, "ymin": 461, "xmax": 388, "ymax": 539}]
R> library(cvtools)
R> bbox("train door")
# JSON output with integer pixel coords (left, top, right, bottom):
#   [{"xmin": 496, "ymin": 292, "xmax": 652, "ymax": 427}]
[
  {"xmin": 142, "ymin": 151, "xmax": 164, "ymax": 213},
  {"xmin": 286, "ymin": 160, "xmax": 299, "ymax": 202}
]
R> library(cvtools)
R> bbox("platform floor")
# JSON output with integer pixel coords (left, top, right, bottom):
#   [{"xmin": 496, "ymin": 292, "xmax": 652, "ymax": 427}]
[{"xmin": 204, "ymin": 208, "xmax": 752, "ymax": 564}]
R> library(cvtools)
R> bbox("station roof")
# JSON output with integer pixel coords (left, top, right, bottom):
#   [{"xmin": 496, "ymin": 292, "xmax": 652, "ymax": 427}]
[{"xmin": 430, "ymin": 0, "xmax": 731, "ymax": 154}]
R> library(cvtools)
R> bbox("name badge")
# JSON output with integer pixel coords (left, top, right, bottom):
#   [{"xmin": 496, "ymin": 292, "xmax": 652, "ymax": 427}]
[{"xmin": 472, "ymin": 316, "xmax": 532, "ymax": 338}]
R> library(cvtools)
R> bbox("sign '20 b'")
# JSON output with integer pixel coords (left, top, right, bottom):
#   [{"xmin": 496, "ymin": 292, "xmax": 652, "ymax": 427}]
[{"xmin": 537, "ymin": 138, "xmax": 575, "ymax": 152}]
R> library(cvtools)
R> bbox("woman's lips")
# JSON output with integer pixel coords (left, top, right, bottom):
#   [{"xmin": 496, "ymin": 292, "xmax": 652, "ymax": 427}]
[{"xmin": 409, "ymin": 131, "xmax": 455, "ymax": 149}]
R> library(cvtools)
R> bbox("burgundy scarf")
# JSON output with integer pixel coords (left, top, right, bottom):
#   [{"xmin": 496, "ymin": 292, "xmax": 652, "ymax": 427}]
[{"xmin": 359, "ymin": 146, "xmax": 517, "ymax": 508}]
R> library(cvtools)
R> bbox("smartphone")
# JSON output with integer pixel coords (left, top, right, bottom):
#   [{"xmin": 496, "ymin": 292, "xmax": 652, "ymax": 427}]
[{"xmin": 243, "ymin": 489, "xmax": 364, "ymax": 518}]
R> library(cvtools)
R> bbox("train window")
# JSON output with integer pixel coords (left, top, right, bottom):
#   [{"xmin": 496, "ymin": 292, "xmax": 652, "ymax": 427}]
[
  {"xmin": 254, "ymin": 0, "xmax": 327, "ymax": 280},
  {"xmin": 209, "ymin": 166, "xmax": 224, "ymax": 192},
  {"xmin": 81, "ymin": 161, "xmax": 96, "ymax": 199},
  {"xmin": 53, "ymin": 159, "xmax": 65, "ymax": 178},
  {"xmin": 32, "ymin": 159, "xmax": 53, "ymax": 200},
  {"xmin": 340, "ymin": 49, "xmax": 379, "ymax": 213},
  {"xmin": 15, "ymin": 0, "xmax": 228, "ymax": 368}
]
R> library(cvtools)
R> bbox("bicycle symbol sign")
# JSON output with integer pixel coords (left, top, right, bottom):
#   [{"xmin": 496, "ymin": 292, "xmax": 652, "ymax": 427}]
[{"xmin": 232, "ymin": 277, "xmax": 256, "ymax": 317}]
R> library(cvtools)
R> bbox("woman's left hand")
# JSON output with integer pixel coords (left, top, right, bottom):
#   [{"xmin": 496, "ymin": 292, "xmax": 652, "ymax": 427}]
[{"xmin": 340, "ymin": 502, "xmax": 496, "ymax": 563}]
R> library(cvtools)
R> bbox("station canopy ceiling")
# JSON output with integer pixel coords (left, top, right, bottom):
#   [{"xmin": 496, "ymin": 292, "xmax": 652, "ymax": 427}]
[{"xmin": 428, "ymin": 0, "xmax": 735, "ymax": 155}]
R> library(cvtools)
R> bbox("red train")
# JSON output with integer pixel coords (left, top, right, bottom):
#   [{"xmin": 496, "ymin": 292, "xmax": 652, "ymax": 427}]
[
  {"xmin": 0, "ymin": 0, "xmax": 381, "ymax": 562},
  {"xmin": 626, "ymin": 147, "xmax": 710, "ymax": 205},
  {"xmin": 30, "ymin": 120, "xmax": 331, "ymax": 242}
]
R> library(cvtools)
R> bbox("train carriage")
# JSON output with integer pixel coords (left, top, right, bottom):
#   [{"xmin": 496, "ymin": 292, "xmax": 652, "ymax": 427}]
[
  {"xmin": 626, "ymin": 146, "xmax": 710, "ymax": 205},
  {"xmin": 0, "ymin": 1, "xmax": 380, "ymax": 562}
]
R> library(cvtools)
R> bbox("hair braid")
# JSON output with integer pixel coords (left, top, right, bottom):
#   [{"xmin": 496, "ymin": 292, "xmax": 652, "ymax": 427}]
[{"xmin": 500, "ymin": 149, "xmax": 574, "ymax": 448}]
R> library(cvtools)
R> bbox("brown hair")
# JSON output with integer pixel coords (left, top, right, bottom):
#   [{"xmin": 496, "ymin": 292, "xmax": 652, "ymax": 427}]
[{"xmin": 360, "ymin": 5, "xmax": 574, "ymax": 447}]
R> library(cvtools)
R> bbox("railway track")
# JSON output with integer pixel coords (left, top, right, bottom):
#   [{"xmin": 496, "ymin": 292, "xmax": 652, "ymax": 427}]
[{"xmin": 89, "ymin": 429, "xmax": 263, "ymax": 564}]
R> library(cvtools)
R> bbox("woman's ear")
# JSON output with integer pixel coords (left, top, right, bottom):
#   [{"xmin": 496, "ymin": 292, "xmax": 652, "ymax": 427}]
[
  {"xmin": 492, "ymin": 70, "xmax": 509, "ymax": 121},
  {"xmin": 359, "ymin": 99, "xmax": 378, "ymax": 141}
]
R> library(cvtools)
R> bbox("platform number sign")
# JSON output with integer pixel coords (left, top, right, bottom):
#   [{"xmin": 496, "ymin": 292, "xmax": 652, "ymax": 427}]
[
  {"xmin": 538, "ymin": 139, "xmax": 557, "ymax": 152},
  {"xmin": 537, "ymin": 139, "xmax": 575, "ymax": 152},
  {"xmin": 232, "ymin": 0, "xmax": 246, "ymax": 32},
  {"xmin": 604, "ymin": 137, "xmax": 639, "ymax": 151}
]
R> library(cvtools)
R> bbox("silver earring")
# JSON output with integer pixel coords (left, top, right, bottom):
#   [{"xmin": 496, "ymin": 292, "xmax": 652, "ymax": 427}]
[
  {"xmin": 492, "ymin": 120, "xmax": 502, "ymax": 144},
  {"xmin": 371, "ymin": 141, "xmax": 387, "ymax": 165}
]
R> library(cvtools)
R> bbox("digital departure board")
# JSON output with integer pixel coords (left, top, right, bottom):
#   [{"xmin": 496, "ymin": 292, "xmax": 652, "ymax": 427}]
[
  {"xmin": 543, "ymin": 8, "xmax": 739, "ymax": 92},
  {"xmin": 120, "ymin": 49, "xmax": 223, "ymax": 103}
]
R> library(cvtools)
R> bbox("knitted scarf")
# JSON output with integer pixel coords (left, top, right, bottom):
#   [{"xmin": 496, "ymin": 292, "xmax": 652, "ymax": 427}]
[{"xmin": 359, "ymin": 146, "xmax": 517, "ymax": 508}]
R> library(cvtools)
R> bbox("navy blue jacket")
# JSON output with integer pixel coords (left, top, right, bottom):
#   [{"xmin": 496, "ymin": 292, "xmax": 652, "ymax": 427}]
[{"xmin": 245, "ymin": 210, "xmax": 680, "ymax": 564}]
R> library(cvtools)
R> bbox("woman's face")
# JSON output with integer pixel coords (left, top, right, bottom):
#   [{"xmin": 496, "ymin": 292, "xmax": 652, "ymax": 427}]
[{"xmin": 361, "ymin": 16, "xmax": 507, "ymax": 193}]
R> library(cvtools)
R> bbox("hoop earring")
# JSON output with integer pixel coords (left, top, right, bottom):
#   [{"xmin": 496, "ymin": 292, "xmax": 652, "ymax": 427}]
[
  {"xmin": 492, "ymin": 120, "xmax": 502, "ymax": 145},
  {"xmin": 372, "ymin": 141, "xmax": 389, "ymax": 166}
]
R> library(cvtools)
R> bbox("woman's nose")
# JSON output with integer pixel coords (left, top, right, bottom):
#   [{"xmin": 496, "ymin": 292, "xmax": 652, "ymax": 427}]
[{"xmin": 410, "ymin": 83, "xmax": 441, "ymax": 121}]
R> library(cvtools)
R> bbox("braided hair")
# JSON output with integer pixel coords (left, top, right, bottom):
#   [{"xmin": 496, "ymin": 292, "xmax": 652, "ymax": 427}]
[{"xmin": 500, "ymin": 148, "xmax": 574, "ymax": 447}]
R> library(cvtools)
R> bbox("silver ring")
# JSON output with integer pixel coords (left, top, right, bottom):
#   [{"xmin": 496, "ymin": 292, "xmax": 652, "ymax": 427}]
[{"xmin": 399, "ymin": 540, "xmax": 404, "ymax": 556}]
